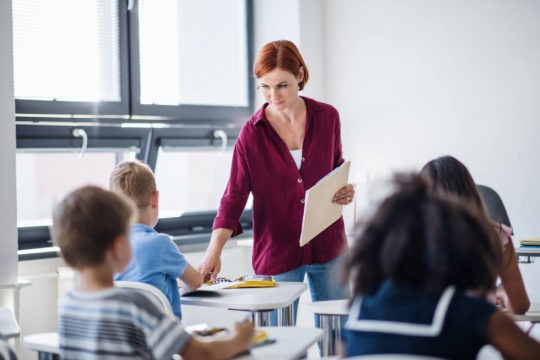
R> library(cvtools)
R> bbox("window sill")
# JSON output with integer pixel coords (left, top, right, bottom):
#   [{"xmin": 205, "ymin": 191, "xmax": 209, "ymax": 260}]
[{"xmin": 18, "ymin": 231, "xmax": 253, "ymax": 261}]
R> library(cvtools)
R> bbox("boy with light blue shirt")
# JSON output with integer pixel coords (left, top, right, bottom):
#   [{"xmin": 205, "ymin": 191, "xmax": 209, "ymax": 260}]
[{"xmin": 110, "ymin": 160, "xmax": 203, "ymax": 319}]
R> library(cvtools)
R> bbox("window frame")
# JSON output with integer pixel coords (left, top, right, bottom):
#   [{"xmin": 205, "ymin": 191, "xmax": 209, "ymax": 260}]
[{"xmin": 15, "ymin": 122, "xmax": 254, "ymax": 259}]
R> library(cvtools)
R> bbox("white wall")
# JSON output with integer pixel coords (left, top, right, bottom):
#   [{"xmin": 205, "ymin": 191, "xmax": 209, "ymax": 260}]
[
  {"xmin": 0, "ymin": 0, "xmax": 18, "ymax": 286},
  {"xmin": 322, "ymin": 0, "xmax": 540, "ymax": 293},
  {"xmin": 324, "ymin": 0, "xmax": 540, "ymax": 237},
  {"xmin": 252, "ymin": 0, "xmax": 326, "ymax": 105}
]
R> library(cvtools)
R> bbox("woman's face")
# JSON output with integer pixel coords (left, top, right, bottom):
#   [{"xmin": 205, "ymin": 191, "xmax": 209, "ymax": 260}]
[{"xmin": 257, "ymin": 67, "xmax": 303, "ymax": 111}]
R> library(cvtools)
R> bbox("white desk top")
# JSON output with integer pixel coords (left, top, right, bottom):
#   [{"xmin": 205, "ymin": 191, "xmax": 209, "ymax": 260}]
[
  {"xmin": 23, "ymin": 327, "xmax": 323, "ymax": 360},
  {"xmin": 181, "ymin": 282, "xmax": 307, "ymax": 311},
  {"xmin": 516, "ymin": 246, "xmax": 540, "ymax": 256},
  {"xmin": 23, "ymin": 332, "xmax": 59, "ymax": 354},
  {"xmin": 510, "ymin": 312, "xmax": 540, "ymax": 322},
  {"xmin": 238, "ymin": 327, "xmax": 322, "ymax": 360},
  {"xmin": 304, "ymin": 299, "xmax": 349, "ymax": 316},
  {"xmin": 0, "ymin": 307, "xmax": 19, "ymax": 338}
]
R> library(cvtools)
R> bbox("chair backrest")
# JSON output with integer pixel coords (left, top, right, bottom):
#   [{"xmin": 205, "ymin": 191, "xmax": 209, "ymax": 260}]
[
  {"xmin": 0, "ymin": 333, "xmax": 17, "ymax": 360},
  {"xmin": 114, "ymin": 281, "xmax": 173, "ymax": 316},
  {"xmin": 476, "ymin": 184, "xmax": 512, "ymax": 229},
  {"xmin": 0, "ymin": 307, "xmax": 20, "ymax": 338}
]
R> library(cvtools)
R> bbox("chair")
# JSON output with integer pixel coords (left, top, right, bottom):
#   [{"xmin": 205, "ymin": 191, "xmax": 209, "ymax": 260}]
[
  {"xmin": 0, "ymin": 307, "xmax": 19, "ymax": 339},
  {"xmin": 476, "ymin": 184, "xmax": 512, "ymax": 229},
  {"xmin": 115, "ymin": 281, "xmax": 173, "ymax": 316}
]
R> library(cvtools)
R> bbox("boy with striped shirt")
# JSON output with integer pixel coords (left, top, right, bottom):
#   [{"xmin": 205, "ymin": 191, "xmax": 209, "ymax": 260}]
[{"xmin": 53, "ymin": 186, "xmax": 253, "ymax": 360}]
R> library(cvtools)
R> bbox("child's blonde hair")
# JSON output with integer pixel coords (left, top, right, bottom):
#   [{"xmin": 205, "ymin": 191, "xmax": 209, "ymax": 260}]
[
  {"xmin": 52, "ymin": 186, "xmax": 134, "ymax": 268},
  {"xmin": 109, "ymin": 160, "xmax": 156, "ymax": 208}
]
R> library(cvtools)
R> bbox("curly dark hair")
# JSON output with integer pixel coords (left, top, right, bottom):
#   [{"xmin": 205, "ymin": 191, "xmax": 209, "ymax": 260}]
[{"xmin": 345, "ymin": 174, "xmax": 501, "ymax": 300}]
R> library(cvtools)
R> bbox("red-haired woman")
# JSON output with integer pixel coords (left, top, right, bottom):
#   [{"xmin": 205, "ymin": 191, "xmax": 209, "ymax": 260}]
[{"xmin": 198, "ymin": 40, "xmax": 354, "ymax": 325}]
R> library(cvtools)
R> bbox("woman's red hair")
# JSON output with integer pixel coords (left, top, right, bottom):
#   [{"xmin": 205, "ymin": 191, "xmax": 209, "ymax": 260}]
[{"xmin": 253, "ymin": 40, "xmax": 310, "ymax": 91}]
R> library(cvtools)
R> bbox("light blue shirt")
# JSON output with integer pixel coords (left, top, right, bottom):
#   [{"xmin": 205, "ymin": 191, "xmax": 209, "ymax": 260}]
[{"xmin": 115, "ymin": 223, "xmax": 187, "ymax": 319}]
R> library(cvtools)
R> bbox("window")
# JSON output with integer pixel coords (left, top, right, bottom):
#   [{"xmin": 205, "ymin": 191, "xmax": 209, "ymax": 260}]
[
  {"xmin": 13, "ymin": 0, "xmax": 254, "ymax": 257},
  {"xmin": 130, "ymin": 0, "xmax": 253, "ymax": 121},
  {"xmin": 12, "ymin": 0, "xmax": 128, "ymax": 116},
  {"xmin": 17, "ymin": 151, "xmax": 137, "ymax": 227},
  {"xmin": 155, "ymin": 147, "xmax": 253, "ymax": 218},
  {"xmin": 137, "ymin": 0, "xmax": 249, "ymax": 107}
]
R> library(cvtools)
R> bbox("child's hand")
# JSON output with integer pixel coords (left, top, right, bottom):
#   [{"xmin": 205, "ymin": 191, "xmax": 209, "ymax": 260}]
[{"xmin": 232, "ymin": 320, "xmax": 255, "ymax": 350}]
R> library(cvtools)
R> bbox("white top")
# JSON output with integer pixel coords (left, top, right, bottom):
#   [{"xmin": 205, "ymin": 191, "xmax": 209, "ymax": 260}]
[
  {"xmin": 237, "ymin": 327, "xmax": 322, "ymax": 360},
  {"xmin": 515, "ymin": 246, "xmax": 540, "ymax": 256},
  {"xmin": 23, "ymin": 327, "xmax": 323, "ymax": 360},
  {"xmin": 290, "ymin": 149, "xmax": 302, "ymax": 169},
  {"xmin": 181, "ymin": 282, "xmax": 307, "ymax": 311},
  {"xmin": 23, "ymin": 332, "xmax": 59, "ymax": 354},
  {"xmin": 304, "ymin": 299, "xmax": 349, "ymax": 316}
]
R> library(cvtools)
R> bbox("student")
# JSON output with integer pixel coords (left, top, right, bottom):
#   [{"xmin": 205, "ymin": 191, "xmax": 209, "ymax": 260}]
[
  {"xmin": 52, "ymin": 186, "xmax": 253, "ymax": 360},
  {"xmin": 110, "ymin": 160, "xmax": 203, "ymax": 319},
  {"xmin": 421, "ymin": 155, "xmax": 530, "ymax": 314},
  {"xmin": 342, "ymin": 174, "xmax": 540, "ymax": 359},
  {"xmin": 0, "ymin": 334, "xmax": 16, "ymax": 360}
]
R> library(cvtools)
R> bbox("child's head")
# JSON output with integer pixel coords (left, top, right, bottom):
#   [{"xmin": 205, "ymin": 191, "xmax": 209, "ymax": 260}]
[
  {"xmin": 346, "ymin": 174, "xmax": 501, "ymax": 299},
  {"xmin": 109, "ymin": 160, "xmax": 158, "ymax": 223},
  {"xmin": 420, "ymin": 155, "xmax": 485, "ymax": 213},
  {"xmin": 52, "ymin": 185, "xmax": 135, "ymax": 270}
]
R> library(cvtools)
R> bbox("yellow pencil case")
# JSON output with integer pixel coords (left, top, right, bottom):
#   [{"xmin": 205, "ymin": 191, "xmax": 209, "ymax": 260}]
[{"xmin": 228, "ymin": 275, "xmax": 277, "ymax": 288}]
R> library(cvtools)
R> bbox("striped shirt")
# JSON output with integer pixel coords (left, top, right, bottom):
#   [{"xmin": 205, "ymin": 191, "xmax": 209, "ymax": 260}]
[{"xmin": 59, "ymin": 287, "xmax": 191, "ymax": 360}]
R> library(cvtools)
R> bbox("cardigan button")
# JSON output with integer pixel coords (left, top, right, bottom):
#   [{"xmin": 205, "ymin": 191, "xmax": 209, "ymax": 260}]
[
  {"xmin": 300, "ymin": 199, "xmax": 305, "ymax": 204},
  {"xmin": 297, "ymin": 178, "xmax": 302, "ymax": 183}
]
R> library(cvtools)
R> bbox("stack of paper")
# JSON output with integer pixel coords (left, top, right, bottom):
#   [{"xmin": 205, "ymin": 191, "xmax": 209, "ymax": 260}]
[{"xmin": 519, "ymin": 238, "xmax": 540, "ymax": 246}]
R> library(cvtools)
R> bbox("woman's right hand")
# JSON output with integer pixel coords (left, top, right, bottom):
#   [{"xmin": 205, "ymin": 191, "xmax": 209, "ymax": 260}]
[
  {"xmin": 197, "ymin": 228, "xmax": 233, "ymax": 281},
  {"xmin": 197, "ymin": 251, "xmax": 222, "ymax": 282}
]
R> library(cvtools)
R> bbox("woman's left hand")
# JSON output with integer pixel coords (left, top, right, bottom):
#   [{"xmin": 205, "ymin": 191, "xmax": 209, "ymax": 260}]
[{"xmin": 332, "ymin": 183, "xmax": 355, "ymax": 205}]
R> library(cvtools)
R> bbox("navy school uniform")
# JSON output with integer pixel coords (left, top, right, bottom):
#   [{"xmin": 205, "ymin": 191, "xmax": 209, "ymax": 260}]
[{"xmin": 343, "ymin": 280, "xmax": 496, "ymax": 360}]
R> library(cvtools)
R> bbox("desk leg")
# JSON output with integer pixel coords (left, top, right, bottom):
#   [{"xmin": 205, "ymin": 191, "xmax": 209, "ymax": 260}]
[
  {"xmin": 254, "ymin": 310, "xmax": 272, "ymax": 327},
  {"xmin": 278, "ymin": 305, "xmax": 295, "ymax": 326},
  {"xmin": 318, "ymin": 314, "xmax": 342, "ymax": 357},
  {"xmin": 38, "ymin": 351, "xmax": 59, "ymax": 360}
]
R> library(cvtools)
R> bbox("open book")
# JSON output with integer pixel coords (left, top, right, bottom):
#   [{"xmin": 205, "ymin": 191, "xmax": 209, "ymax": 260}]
[{"xmin": 180, "ymin": 275, "xmax": 276, "ymax": 296}]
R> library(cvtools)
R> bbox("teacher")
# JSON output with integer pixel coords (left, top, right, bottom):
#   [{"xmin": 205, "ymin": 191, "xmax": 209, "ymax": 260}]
[{"xmin": 197, "ymin": 40, "xmax": 354, "ymax": 323}]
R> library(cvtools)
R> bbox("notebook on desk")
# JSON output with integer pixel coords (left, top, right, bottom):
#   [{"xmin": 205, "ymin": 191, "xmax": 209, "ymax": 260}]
[
  {"xmin": 519, "ymin": 238, "xmax": 540, "ymax": 246},
  {"xmin": 180, "ymin": 281, "xmax": 243, "ymax": 296},
  {"xmin": 180, "ymin": 275, "xmax": 276, "ymax": 295}
]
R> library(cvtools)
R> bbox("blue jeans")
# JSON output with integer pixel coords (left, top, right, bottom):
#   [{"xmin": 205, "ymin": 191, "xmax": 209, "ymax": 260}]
[{"xmin": 270, "ymin": 255, "xmax": 349, "ymax": 327}]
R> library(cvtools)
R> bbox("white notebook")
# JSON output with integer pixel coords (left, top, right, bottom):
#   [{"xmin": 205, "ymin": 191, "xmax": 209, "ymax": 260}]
[{"xmin": 180, "ymin": 281, "xmax": 243, "ymax": 296}]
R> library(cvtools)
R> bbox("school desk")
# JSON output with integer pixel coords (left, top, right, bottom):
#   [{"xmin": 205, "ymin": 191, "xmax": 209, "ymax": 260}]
[
  {"xmin": 23, "ymin": 327, "xmax": 322, "ymax": 360},
  {"xmin": 516, "ymin": 245, "xmax": 540, "ymax": 264},
  {"xmin": 181, "ymin": 281, "xmax": 307, "ymax": 326},
  {"xmin": 305, "ymin": 299, "xmax": 348, "ymax": 357}
]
